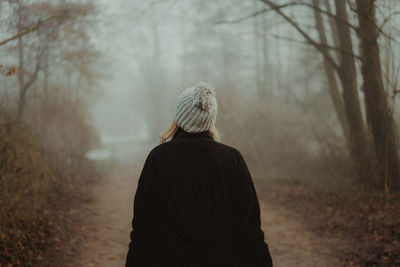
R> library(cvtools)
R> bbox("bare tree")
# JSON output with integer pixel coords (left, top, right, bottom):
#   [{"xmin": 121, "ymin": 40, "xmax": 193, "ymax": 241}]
[
  {"xmin": 332, "ymin": 0, "xmax": 375, "ymax": 182},
  {"xmin": 356, "ymin": 0, "xmax": 400, "ymax": 192},
  {"xmin": 260, "ymin": 0, "xmax": 375, "ymax": 182},
  {"xmin": 7, "ymin": 0, "xmax": 95, "ymax": 120},
  {"xmin": 312, "ymin": 0, "xmax": 349, "ymax": 142}
]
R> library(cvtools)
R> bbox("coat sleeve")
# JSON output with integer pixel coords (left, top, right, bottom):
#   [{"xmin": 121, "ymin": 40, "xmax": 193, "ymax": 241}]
[
  {"xmin": 125, "ymin": 151, "xmax": 164, "ymax": 266},
  {"xmin": 230, "ymin": 150, "xmax": 273, "ymax": 267}
]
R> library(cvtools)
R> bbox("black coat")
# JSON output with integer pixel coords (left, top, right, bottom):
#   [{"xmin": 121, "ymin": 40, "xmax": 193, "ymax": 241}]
[{"xmin": 126, "ymin": 127, "xmax": 273, "ymax": 267}]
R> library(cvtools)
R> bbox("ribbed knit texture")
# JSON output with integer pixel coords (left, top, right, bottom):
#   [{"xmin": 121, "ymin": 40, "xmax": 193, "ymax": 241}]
[{"xmin": 175, "ymin": 82, "xmax": 217, "ymax": 133}]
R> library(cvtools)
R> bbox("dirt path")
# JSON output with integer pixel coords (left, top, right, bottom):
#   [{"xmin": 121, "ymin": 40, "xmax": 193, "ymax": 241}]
[
  {"xmin": 73, "ymin": 165, "xmax": 138, "ymax": 267},
  {"xmin": 257, "ymin": 185, "xmax": 342, "ymax": 267},
  {"xmin": 73, "ymin": 158, "xmax": 342, "ymax": 266}
]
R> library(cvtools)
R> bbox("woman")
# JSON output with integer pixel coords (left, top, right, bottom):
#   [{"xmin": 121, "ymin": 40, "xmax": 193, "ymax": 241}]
[{"xmin": 126, "ymin": 82, "xmax": 273, "ymax": 267}]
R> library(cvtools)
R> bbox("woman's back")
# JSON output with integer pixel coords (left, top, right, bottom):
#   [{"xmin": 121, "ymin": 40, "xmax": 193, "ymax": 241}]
[
  {"xmin": 152, "ymin": 128, "xmax": 238, "ymax": 264},
  {"xmin": 126, "ymin": 83, "xmax": 272, "ymax": 266}
]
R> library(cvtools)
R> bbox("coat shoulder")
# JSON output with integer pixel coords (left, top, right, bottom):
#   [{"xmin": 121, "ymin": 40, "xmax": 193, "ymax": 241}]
[
  {"xmin": 213, "ymin": 141, "xmax": 243, "ymax": 157},
  {"xmin": 147, "ymin": 139, "xmax": 242, "ymax": 160}
]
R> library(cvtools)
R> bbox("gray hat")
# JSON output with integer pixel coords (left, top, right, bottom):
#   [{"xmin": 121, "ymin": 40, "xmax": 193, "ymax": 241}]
[{"xmin": 175, "ymin": 82, "xmax": 218, "ymax": 133}]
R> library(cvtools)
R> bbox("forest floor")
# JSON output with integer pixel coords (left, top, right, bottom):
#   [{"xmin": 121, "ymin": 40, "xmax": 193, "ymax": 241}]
[
  {"xmin": 255, "ymin": 177, "xmax": 400, "ymax": 266},
  {"xmin": 59, "ymin": 148, "xmax": 400, "ymax": 267},
  {"xmin": 70, "ymin": 165, "xmax": 135, "ymax": 267},
  {"xmin": 69, "ymin": 164, "xmax": 343, "ymax": 267},
  {"xmin": 66, "ymin": 160, "xmax": 343, "ymax": 266}
]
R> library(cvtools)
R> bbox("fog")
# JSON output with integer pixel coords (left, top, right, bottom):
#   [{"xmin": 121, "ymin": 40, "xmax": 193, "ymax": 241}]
[
  {"xmin": 90, "ymin": 0, "xmax": 400, "ymax": 179},
  {"xmin": 93, "ymin": 0, "xmax": 307, "ymax": 145},
  {"xmin": 1, "ymin": 0, "xmax": 400, "ymax": 265}
]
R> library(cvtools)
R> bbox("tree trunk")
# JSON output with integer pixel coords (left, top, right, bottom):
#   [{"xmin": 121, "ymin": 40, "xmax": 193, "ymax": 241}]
[
  {"xmin": 253, "ymin": 1, "xmax": 263, "ymax": 97},
  {"xmin": 261, "ymin": 10, "xmax": 268, "ymax": 95},
  {"xmin": 179, "ymin": 3, "xmax": 187, "ymax": 85},
  {"xmin": 356, "ymin": 0, "xmax": 400, "ymax": 190},
  {"xmin": 43, "ymin": 50, "xmax": 49, "ymax": 101},
  {"xmin": 16, "ymin": 7, "xmax": 42, "ymax": 121},
  {"xmin": 324, "ymin": 0, "xmax": 340, "ymax": 49},
  {"xmin": 312, "ymin": 0, "xmax": 349, "ymax": 142},
  {"xmin": 217, "ymin": 0, "xmax": 229, "ymax": 82},
  {"xmin": 333, "ymin": 0, "xmax": 375, "ymax": 181},
  {"xmin": 17, "ymin": 34, "xmax": 25, "ymax": 121},
  {"xmin": 17, "ymin": 88, "xmax": 27, "ymax": 119}
]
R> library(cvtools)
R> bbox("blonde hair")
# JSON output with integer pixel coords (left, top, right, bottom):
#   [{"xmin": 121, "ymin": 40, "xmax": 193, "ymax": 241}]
[{"xmin": 159, "ymin": 120, "xmax": 220, "ymax": 144}]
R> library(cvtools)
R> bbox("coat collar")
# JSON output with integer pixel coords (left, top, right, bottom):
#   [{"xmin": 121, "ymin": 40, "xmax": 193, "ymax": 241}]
[{"xmin": 172, "ymin": 127, "xmax": 213, "ymax": 140}]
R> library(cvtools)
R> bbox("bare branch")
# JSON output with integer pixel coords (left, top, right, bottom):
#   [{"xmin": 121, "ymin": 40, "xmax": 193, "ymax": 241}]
[
  {"xmin": 216, "ymin": 0, "xmax": 358, "ymax": 32},
  {"xmin": 269, "ymin": 33, "xmax": 362, "ymax": 60},
  {"xmin": 380, "ymin": 11, "xmax": 400, "ymax": 29},
  {"xmin": 215, "ymin": 2, "xmax": 295, "ymax": 24},
  {"xmin": 260, "ymin": 0, "xmax": 339, "ymax": 70},
  {"xmin": 296, "ymin": 1, "xmax": 358, "ymax": 31},
  {"xmin": 375, "ymin": 23, "xmax": 400, "ymax": 45},
  {"xmin": 0, "ymin": 13, "xmax": 65, "ymax": 47},
  {"xmin": 349, "ymin": 2, "xmax": 400, "ymax": 45}
]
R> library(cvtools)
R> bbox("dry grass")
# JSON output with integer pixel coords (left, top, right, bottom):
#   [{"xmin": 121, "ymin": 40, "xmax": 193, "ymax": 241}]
[
  {"xmin": 0, "ymin": 116, "xmax": 48, "ymax": 236},
  {"xmin": 0, "ymin": 103, "xmax": 100, "ymax": 265}
]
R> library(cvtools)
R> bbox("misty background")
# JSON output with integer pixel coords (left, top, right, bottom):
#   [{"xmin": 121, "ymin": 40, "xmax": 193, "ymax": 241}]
[
  {"xmin": 1, "ymin": 0, "xmax": 400, "ymax": 265},
  {"xmin": 92, "ymin": 0, "xmax": 400, "ymax": 183}
]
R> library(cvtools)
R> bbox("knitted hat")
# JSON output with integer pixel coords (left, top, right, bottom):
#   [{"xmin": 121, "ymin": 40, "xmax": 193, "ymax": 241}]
[{"xmin": 175, "ymin": 82, "xmax": 218, "ymax": 133}]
